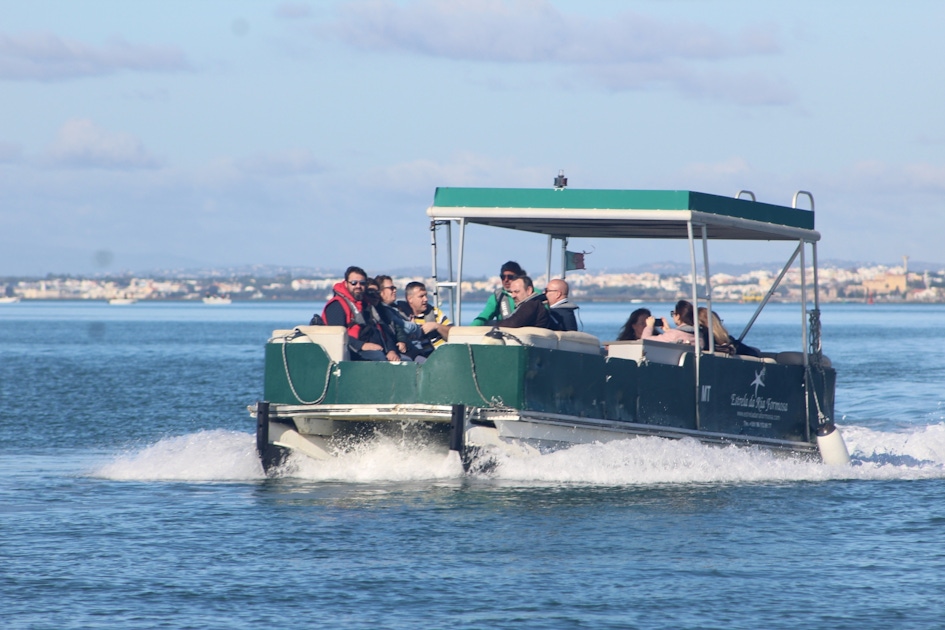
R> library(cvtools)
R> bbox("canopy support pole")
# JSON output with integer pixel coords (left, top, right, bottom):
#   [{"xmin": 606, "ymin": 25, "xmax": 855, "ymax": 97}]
[
  {"xmin": 545, "ymin": 235, "xmax": 553, "ymax": 286},
  {"xmin": 687, "ymin": 221, "xmax": 701, "ymax": 430},
  {"xmin": 737, "ymin": 243, "xmax": 802, "ymax": 342},
  {"xmin": 701, "ymin": 224, "xmax": 714, "ymax": 354}
]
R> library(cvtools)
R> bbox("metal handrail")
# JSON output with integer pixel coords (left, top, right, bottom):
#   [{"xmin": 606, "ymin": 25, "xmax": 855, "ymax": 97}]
[{"xmin": 792, "ymin": 190, "xmax": 814, "ymax": 210}]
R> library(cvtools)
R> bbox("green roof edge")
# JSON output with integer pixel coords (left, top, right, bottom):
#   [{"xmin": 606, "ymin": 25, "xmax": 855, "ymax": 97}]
[{"xmin": 432, "ymin": 187, "xmax": 814, "ymax": 230}]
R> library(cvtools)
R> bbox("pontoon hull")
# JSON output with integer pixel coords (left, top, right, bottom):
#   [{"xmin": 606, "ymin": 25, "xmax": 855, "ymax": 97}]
[{"xmin": 252, "ymin": 339, "xmax": 833, "ymax": 472}]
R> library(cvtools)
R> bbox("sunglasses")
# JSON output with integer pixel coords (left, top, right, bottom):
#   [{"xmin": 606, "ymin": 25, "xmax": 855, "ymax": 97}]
[
  {"xmin": 501, "ymin": 273, "xmax": 517, "ymax": 280},
  {"xmin": 349, "ymin": 280, "xmax": 366, "ymax": 286},
  {"xmin": 382, "ymin": 286, "xmax": 396, "ymax": 291}
]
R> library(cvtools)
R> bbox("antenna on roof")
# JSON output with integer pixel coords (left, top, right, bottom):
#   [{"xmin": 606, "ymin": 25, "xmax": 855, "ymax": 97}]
[{"xmin": 553, "ymin": 170, "xmax": 567, "ymax": 189}]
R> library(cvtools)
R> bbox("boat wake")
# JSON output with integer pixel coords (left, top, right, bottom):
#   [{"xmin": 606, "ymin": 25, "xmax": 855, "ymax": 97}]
[
  {"xmin": 89, "ymin": 424, "xmax": 945, "ymax": 485},
  {"xmin": 91, "ymin": 430, "xmax": 263, "ymax": 481}
]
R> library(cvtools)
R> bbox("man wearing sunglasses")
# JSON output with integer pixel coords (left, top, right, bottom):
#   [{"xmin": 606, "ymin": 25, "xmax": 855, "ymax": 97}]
[
  {"xmin": 374, "ymin": 275, "xmax": 439, "ymax": 362},
  {"xmin": 471, "ymin": 260, "xmax": 525, "ymax": 326},
  {"xmin": 322, "ymin": 266, "xmax": 399, "ymax": 361}
]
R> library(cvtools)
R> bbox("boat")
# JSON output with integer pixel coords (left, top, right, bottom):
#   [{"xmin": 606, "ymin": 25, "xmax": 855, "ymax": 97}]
[
  {"xmin": 250, "ymin": 184, "xmax": 850, "ymax": 472},
  {"xmin": 108, "ymin": 297, "xmax": 137, "ymax": 305},
  {"xmin": 0, "ymin": 296, "xmax": 21, "ymax": 304},
  {"xmin": 203, "ymin": 295, "xmax": 232, "ymax": 305}
]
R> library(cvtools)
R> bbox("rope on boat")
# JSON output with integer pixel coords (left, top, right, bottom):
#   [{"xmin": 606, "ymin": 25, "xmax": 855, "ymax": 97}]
[
  {"xmin": 467, "ymin": 343, "xmax": 510, "ymax": 409},
  {"xmin": 806, "ymin": 309, "xmax": 832, "ymax": 428},
  {"xmin": 279, "ymin": 329, "xmax": 333, "ymax": 405}
]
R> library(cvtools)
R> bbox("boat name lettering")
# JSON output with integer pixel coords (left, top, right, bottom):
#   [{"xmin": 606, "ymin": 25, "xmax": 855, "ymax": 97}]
[{"xmin": 730, "ymin": 394, "xmax": 789, "ymax": 414}]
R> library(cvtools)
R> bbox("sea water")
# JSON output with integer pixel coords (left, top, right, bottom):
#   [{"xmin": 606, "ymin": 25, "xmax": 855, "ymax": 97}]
[{"xmin": 2, "ymin": 301, "xmax": 944, "ymax": 629}]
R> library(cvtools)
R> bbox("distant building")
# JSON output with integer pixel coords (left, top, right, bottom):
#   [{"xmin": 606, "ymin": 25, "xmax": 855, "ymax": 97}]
[{"xmin": 861, "ymin": 273, "xmax": 907, "ymax": 296}]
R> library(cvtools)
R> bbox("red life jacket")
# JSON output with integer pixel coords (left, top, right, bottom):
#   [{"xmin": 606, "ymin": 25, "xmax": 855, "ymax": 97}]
[{"xmin": 322, "ymin": 281, "xmax": 366, "ymax": 338}]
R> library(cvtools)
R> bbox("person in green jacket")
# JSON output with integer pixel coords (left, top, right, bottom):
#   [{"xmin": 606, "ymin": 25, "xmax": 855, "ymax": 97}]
[{"xmin": 471, "ymin": 261, "xmax": 525, "ymax": 326}]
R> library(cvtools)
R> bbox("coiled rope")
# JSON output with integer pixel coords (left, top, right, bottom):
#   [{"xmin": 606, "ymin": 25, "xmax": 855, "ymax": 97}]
[
  {"xmin": 279, "ymin": 329, "xmax": 333, "ymax": 405},
  {"xmin": 466, "ymin": 328, "xmax": 524, "ymax": 409}
]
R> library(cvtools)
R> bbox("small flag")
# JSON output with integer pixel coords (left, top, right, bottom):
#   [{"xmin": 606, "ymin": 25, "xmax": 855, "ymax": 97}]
[{"xmin": 565, "ymin": 250, "xmax": 586, "ymax": 271}]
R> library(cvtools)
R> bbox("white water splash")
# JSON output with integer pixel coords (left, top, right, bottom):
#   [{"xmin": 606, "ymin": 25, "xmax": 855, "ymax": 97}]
[
  {"xmin": 282, "ymin": 435, "xmax": 465, "ymax": 482},
  {"xmin": 88, "ymin": 423, "xmax": 945, "ymax": 485},
  {"xmin": 91, "ymin": 429, "xmax": 263, "ymax": 481}
]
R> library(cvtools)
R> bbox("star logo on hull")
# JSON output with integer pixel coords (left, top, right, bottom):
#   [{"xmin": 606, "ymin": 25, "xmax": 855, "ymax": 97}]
[{"xmin": 750, "ymin": 367, "xmax": 766, "ymax": 397}]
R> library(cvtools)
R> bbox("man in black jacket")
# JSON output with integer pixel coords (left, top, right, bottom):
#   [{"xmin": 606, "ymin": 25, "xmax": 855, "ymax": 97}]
[
  {"xmin": 498, "ymin": 275, "xmax": 550, "ymax": 329},
  {"xmin": 545, "ymin": 278, "xmax": 580, "ymax": 331}
]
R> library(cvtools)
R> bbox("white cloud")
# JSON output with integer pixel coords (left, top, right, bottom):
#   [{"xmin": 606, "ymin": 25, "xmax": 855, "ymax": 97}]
[
  {"xmin": 316, "ymin": 0, "xmax": 787, "ymax": 104},
  {"xmin": 329, "ymin": 0, "xmax": 778, "ymax": 64},
  {"xmin": 586, "ymin": 62, "xmax": 793, "ymax": 105},
  {"xmin": 46, "ymin": 119, "xmax": 159, "ymax": 170},
  {"xmin": 0, "ymin": 31, "xmax": 189, "ymax": 81}
]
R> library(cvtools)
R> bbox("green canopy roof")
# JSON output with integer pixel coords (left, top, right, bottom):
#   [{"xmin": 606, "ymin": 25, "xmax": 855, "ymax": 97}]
[{"xmin": 428, "ymin": 188, "xmax": 819, "ymax": 242}]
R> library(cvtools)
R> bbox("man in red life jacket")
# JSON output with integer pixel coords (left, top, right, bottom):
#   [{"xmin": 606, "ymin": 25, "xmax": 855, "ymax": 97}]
[{"xmin": 322, "ymin": 266, "xmax": 399, "ymax": 362}]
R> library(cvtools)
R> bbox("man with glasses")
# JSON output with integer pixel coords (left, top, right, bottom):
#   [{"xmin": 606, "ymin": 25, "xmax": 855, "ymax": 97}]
[
  {"xmin": 471, "ymin": 261, "xmax": 525, "ymax": 326},
  {"xmin": 374, "ymin": 275, "xmax": 438, "ymax": 362},
  {"xmin": 322, "ymin": 266, "xmax": 399, "ymax": 361},
  {"xmin": 545, "ymin": 278, "xmax": 580, "ymax": 331}
]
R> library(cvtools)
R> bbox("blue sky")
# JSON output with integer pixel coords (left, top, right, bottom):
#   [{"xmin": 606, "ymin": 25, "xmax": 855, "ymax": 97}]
[{"xmin": 1, "ymin": 0, "xmax": 943, "ymax": 277}]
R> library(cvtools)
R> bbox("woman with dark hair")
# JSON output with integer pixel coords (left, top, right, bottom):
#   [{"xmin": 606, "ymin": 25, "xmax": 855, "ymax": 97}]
[
  {"xmin": 618, "ymin": 307, "xmax": 660, "ymax": 341},
  {"xmin": 642, "ymin": 299, "xmax": 695, "ymax": 343}
]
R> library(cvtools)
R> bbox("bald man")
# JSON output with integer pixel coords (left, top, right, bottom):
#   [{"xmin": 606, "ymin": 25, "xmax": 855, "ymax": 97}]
[{"xmin": 545, "ymin": 278, "xmax": 580, "ymax": 331}]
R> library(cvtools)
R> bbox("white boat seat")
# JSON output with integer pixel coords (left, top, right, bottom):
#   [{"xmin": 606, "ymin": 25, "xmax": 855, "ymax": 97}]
[
  {"xmin": 605, "ymin": 339, "xmax": 693, "ymax": 366},
  {"xmin": 554, "ymin": 331, "xmax": 602, "ymax": 355},
  {"xmin": 604, "ymin": 340, "xmax": 644, "ymax": 362},
  {"xmin": 445, "ymin": 326, "xmax": 558, "ymax": 350},
  {"xmin": 270, "ymin": 326, "xmax": 349, "ymax": 362},
  {"xmin": 445, "ymin": 326, "xmax": 501, "ymax": 345}
]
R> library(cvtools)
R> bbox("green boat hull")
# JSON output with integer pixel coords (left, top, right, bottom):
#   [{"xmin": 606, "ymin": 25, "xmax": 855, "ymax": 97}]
[{"xmin": 255, "ymin": 341, "xmax": 833, "ymax": 469}]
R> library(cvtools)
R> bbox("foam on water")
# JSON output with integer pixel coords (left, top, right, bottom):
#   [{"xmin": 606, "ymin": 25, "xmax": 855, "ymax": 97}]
[
  {"xmin": 282, "ymin": 436, "xmax": 466, "ymax": 482},
  {"xmin": 88, "ymin": 422, "xmax": 945, "ymax": 485},
  {"xmin": 91, "ymin": 429, "xmax": 264, "ymax": 481}
]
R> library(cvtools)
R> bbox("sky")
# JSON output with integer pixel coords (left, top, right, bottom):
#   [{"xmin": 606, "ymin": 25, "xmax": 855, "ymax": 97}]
[{"xmin": 1, "ymin": 0, "xmax": 943, "ymax": 278}]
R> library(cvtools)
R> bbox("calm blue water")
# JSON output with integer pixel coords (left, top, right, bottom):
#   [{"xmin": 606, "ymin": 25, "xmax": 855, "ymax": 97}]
[{"xmin": 2, "ymin": 301, "xmax": 945, "ymax": 629}]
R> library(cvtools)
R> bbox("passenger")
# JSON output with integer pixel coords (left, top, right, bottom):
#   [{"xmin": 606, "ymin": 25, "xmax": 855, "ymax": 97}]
[
  {"xmin": 698, "ymin": 307, "xmax": 735, "ymax": 354},
  {"xmin": 698, "ymin": 308, "xmax": 762, "ymax": 357},
  {"xmin": 364, "ymin": 278, "xmax": 404, "ymax": 358},
  {"xmin": 398, "ymin": 281, "xmax": 452, "ymax": 352},
  {"xmin": 375, "ymin": 275, "xmax": 441, "ymax": 361},
  {"xmin": 498, "ymin": 275, "xmax": 550, "ymax": 329},
  {"xmin": 471, "ymin": 261, "xmax": 525, "ymax": 326},
  {"xmin": 322, "ymin": 266, "xmax": 400, "ymax": 362},
  {"xmin": 643, "ymin": 299, "xmax": 695, "ymax": 343},
  {"xmin": 545, "ymin": 278, "xmax": 580, "ymax": 331},
  {"xmin": 617, "ymin": 307, "xmax": 663, "ymax": 341}
]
